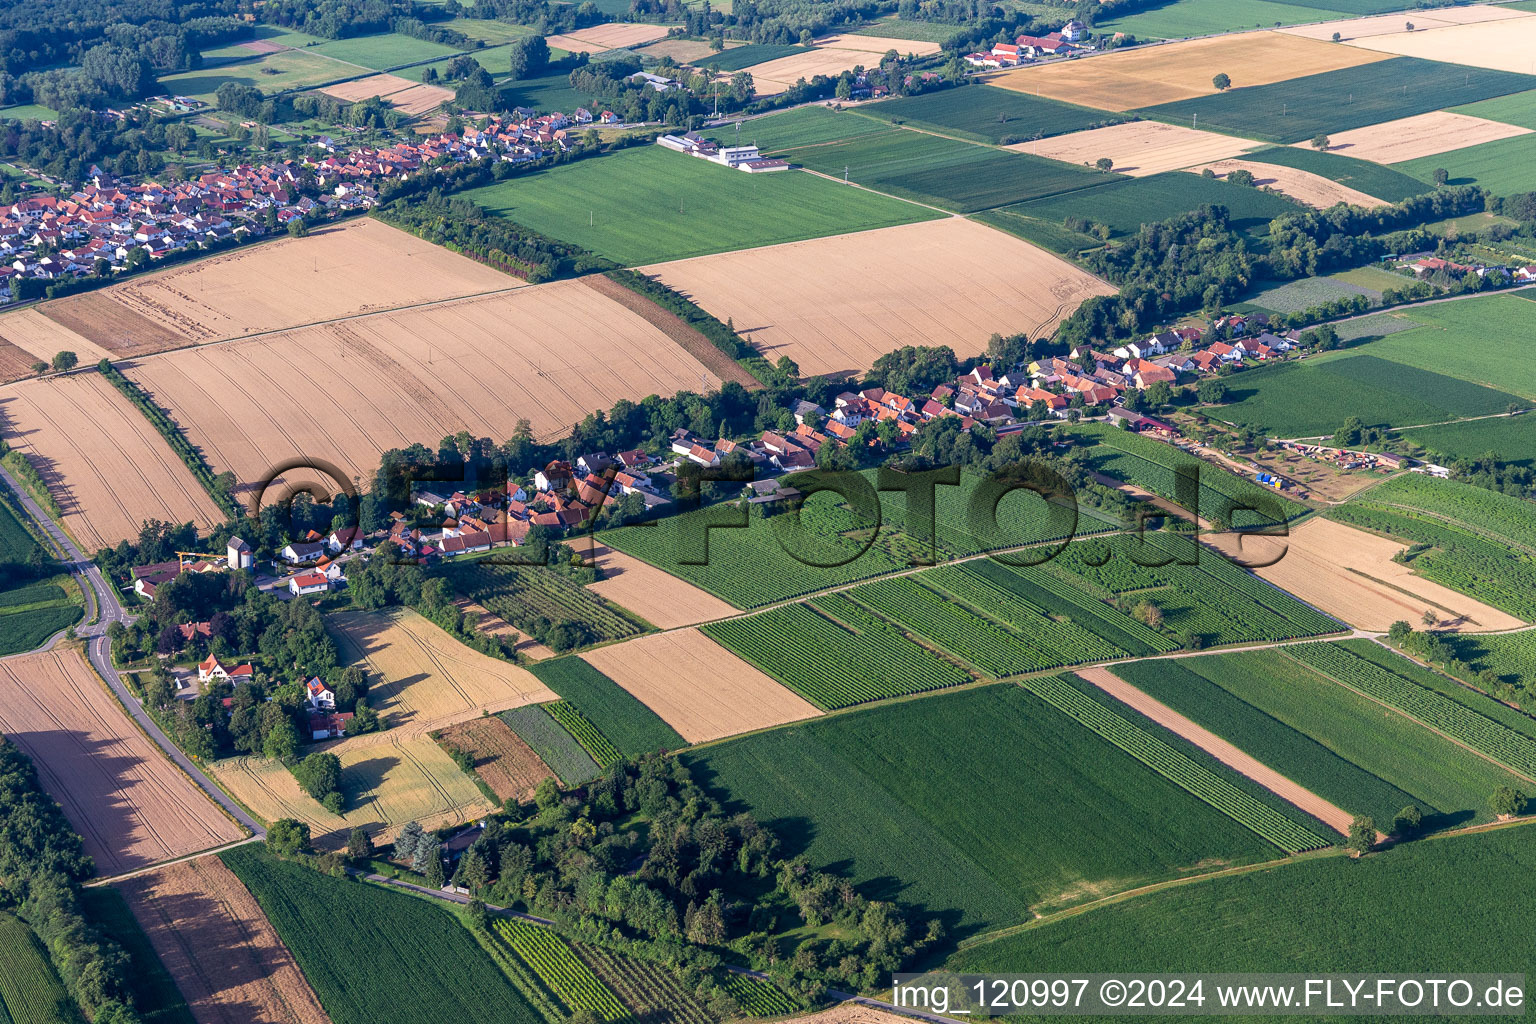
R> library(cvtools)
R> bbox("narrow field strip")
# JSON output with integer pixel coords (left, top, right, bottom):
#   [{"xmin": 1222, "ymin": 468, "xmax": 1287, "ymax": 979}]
[
  {"xmin": 1019, "ymin": 675, "xmax": 1333, "ymax": 854},
  {"xmin": 490, "ymin": 919, "xmax": 625, "ymax": 1021}
]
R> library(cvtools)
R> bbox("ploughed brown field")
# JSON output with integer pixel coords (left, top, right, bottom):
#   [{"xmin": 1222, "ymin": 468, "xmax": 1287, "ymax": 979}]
[
  {"xmin": 0, "ymin": 649, "xmax": 244, "ymax": 875},
  {"xmin": 123, "ymin": 276, "xmax": 736, "ymax": 491},
  {"xmin": 580, "ymin": 628, "xmax": 821, "ymax": 743},
  {"xmin": 0, "ymin": 308, "xmax": 112, "ymax": 383},
  {"xmin": 641, "ymin": 218, "xmax": 1115, "ymax": 378},
  {"xmin": 0, "ymin": 370, "xmax": 225, "ymax": 550},
  {"xmin": 987, "ymin": 31, "xmax": 1389, "ymax": 111},
  {"xmin": 118, "ymin": 855, "xmax": 331, "ymax": 1024},
  {"xmin": 32, "ymin": 218, "xmax": 513, "ymax": 354},
  {"xmin": 1206, "ymin": 517, "xmax": 1525, "ymax": 632},
  {"xmin": 436, "ymin": 716, "xmax": 554, "ymax": 802}
]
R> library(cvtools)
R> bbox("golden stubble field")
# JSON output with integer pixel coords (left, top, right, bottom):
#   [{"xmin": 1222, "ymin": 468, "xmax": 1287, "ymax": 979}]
[
  {"xmin": 123, "ymin": 276, "xmax": 734, "ymax": 493},
  {"xmin": 1280, "ymin": 5, "xmax": 1533, "ymax": 41},
  {"xmin": 641, "ymin": 217, "xmax": 1115, "ymax": 378},
  {"xmin": 1310, "ymin": 111, "xmax": 1532, "ymax": 164},
  {"xmin": 1188, "ymin": 159, "xmax": 1390, "ymax": 208},
  {"xmin": 580, "ymin": 628, "xmax": 821, "ymax": 743},
  {"xmin": 1018, "ymin": 120, "xmax": 1263, "ymax": 176},
  {"xmin": 211, "ymin": 609, "xmax": 553, "ymax": 845},
  {"xmin": 119, "ymin": 855, "xmax": 331, "ymax": 1024},
  {"xmin": 583, "ymin": 542, "xmax": 738, "ymax": 629},
  {"xmin": 34, "ymin": 219, "xmax": 513, "ymax": 354},
  {"xmin": 988, "ymin": 31, "xmax": 1390, "ymax": 111},
  {"xmin": 743, "ymin": 34, "xmax": 941, "ymax": 95},
  {"xmin": 1341, "ymin": 14, "xmax": 1536, "ymax": 74},
  {"xmin": 0, "ymin": 308, "xmax": 112, "ymax": 383},
  {"xmin": 0, "ymin": 649, "xmax": 244, "ymax": 875},
  {"xmin": 0, "ymin": 370, "xmax": 226, "ymax": 550},
  {"xmin": 1207, "ymin": 517, "xmax": 1525, "ymax": 632}
]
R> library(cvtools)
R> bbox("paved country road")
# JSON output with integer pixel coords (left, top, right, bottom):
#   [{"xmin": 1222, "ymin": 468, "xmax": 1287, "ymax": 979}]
[{"xmin": 0, "ymin": 463, "xmax": 266, "ymax": 838}]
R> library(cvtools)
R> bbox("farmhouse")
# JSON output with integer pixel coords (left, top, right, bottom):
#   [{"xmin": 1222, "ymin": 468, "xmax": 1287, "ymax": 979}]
[
  {"xmin": 279, "ymin": 540, "xmax": 326, "ymax": 564},
  {"xmin": 307, "ymin": 711, "xmax": 354, "ymax": 741},
  {"xmin": 655, "ymin": 133, "xmax": 790, "ymax": 173},
  {"xmin": 289, "ymin": 572, "xmax": 330, "ymax": 596},
  {"xmin": 197, "ymin": 655, "xmax": 254, "ymax": 685}
]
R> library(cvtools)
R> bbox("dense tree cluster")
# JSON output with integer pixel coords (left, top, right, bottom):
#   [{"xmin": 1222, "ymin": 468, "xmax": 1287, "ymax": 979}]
[
  {"xmin": 0, "ymin": 0, "xmax": 244, "ymax": 80},
  {"xmin": 0, "ymin": 109, "xmax": 198, "ymax": 182},
  {"xmin": 0, "ymin": 737, "xmax": 145, "ymax": 1023},
  {"xmin": 259, "ymin": 0, "xmax": 458, "ymax": 40}
]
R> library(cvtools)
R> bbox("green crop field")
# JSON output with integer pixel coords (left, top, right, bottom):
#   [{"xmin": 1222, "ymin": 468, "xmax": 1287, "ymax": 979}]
[
  {"xmin": 1072, "ymin": 421, "xmax": 1309, "ymax": 525},
  {"xmin": 848, "ymin": 18, "xmax": 968, "ymax": 42},
  {"xmin": 1137, "ymin": 58, "xmax": 1536, "ymax": 144},
  {"xmin": 221, "ymin": 845, "xmax": 540, "ymax": 1024},
  {"xmin": 1210, "ymin": 353, "xmax": 1522, "ymax": 436},
  {"xmin": 956, "ymin": 559, "xmax": 1178, "ymax": 656},
  {"xmin": 0, "ymin": 912, "xmax": 76, "ymax": 1024},
  {"xmin": 1242, "ymin": 145, "xmax": 1432, "ymax": 203},
  {"xmin": 0, "ymin": 498, "xmax": 42, "ymax": 562},
  {"xmin": 601, "ymin": 469, "xmax": 1118, "ymax": 609},
  {"xmin": 1114, "ymin": 650, "xmax": 1520, "ymax": 828},
  {"xmin": 689, "ymin": 685, "xmax": 1284, "ymax": 937},
  {"xmin": 490, "ymin": 919, "xmax": 625, "ymax": 1021},
  {"xmin": 312, "ymin": 32, "xmax": 464, "ymax": 70},
  {"xmin": 158, "ymin": 49, "xmax": 356, "ymax": 104},
  {"xmin": 1338, "ymin": 638, "xmax": 1536, "ymax": 742},
  {"xmin": 0, "ymin": 581, "xmax": 80, "ymax": 657},
  {"xmin": 459, "ymin": 144, "xmax": 937, "ymax": 265},
  {"xmin": 543, "ymin": 701, "xmax": 620, "ymax": 768},
  {"xmin": 859, "ymin": 85, "xmax": 1129, "ymax": 145},
  {"xmin": 922, "ymin": 562, "xmax": 1138, "ymax": 661},
  {"xmin": 527, "ymin": 658, "xmax": 683, "ymax": 756},
  {"xmin": 500, "ymin": 704, "xmax": 601, "ymax": 785},
  {"xmin": 497, "ymin": 68, "xmax": 591, "ymax": 114},
  {"xmin": 1237, "ymin": 275, "xmax": 1382, "ymax": 315},
  {"xmin": 418, "ymin": 43, "xmax": 523, "ymax": 79},
  {"xmin": 1404, "ymin": 415, "xmax": 1536, "ymax": 467},
  {"xmin": 1342, "ymin": 472, "xmax": 1536, "ymax": 552},
  {"xmin": 693, "ymin": 43, "xmax": 807, "ymax": 71},
  {"xmin": 706, "ymin": 105, "xmax": 891, "ymax": 150},
  {"xmin": 704, "ymin": 595, "xmax": 969, "ymax": 707},
  {"xmin": 981, "ymin": 171, "xmax": 1301, "ymax": 251},
  {"xmin": 440, "ymin": 558, "xmax": 647, "ymax": 648},
  {"xmin": 1451, "ymin": 89, "xmax": 1536, "ymax": 131},
  {"xmin": 1285, "ymin": 642, "xmax": 1536, "ymax": 779},
  {"xmin": 448, "ymin": 18, "xmax": 537, "ymax": 45},
  {"xmin": 753, "ymin": 123, "xmax": 1119, "ymax": 212},
  {"xmin": 1039, "ymin": 535, "xmax": 1343, "ymax": 648},
  {"xmin": 575, "ymin": 943, "xmax": 715, "ymax": 1024},
  {"xmin": 950, "ymin": 825, "xmax": 1536, "ymax": 974},
  {"xmin": 1395, "ymin": 133, "xmax": 1536, "ymax": 198},
  {"xmin": 1440, "ymin": 631, "xmax": 1536, "ymax": 711},
  {"xmin": 80, "ymin": 887, "xmax": 195, "ymax": 1024},
  {"xmin": 1091, "ymin": 0, "xmax": 1357, "ymax": 38}
]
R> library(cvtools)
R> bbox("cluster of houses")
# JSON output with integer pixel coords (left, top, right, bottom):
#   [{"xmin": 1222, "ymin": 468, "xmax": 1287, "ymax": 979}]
[
  {"xmin": 0, "ymin": 108, "xmax": 610, "ymax": 302},
  {"xmin": 655, "ymin": 132, "xmax": 790, "ymax": 172},
  {"xmin": 1395, "ymin": 252, "xmax": 1536, "ymax": 285},
  {"xmin": 964, "ymin": 20, "xmax": 1089, "ymax": 67}
]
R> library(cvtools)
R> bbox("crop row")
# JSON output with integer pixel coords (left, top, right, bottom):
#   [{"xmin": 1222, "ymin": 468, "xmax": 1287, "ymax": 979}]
[
  {"xmin": 923, "ymin": 565, "xmax": 1125, "ymax": 665},
  {"xmin": 980, "ymin": 560, "xmax": 1177, "ymax": 656},
  {"xmin": 450, "ymin": 561, "xmax": 644, "ymax": 644},
  {"xmin": 848, "ymin": 576, "xmax": 1056, "ymax": 677},
  {"xmin": 492, "ymin": 919, "xmax": 627, "ymax": 1021},
  {"xmin": 500, "ymin": 705, "xmax": 601, "ymax": 786},
  {"xmin": 1021, "ymin": 675, "xmax": 1332, "ymax": 854},
  {"xmin": 576, "ymin": 942, "xmax": 713, "ymax": 1024},
  {"xmin": 1361, "ymin": 475, "xmax": 1536, "ymax": 551},
  {"xmin": 718, "ymin": 971, "xmax": 799, "ymax": 1016},
  {"xmin": 544, "ymin": 701, "xmax": 621, "ymax": 769},
  {"xmin": 705, "ymin": 598, "xmax": 969, "ymax": 709},
  {"xmin": 1284, "ymin": 644, "xmax": 1536, "ymax": 779},
  {"xmin": 0, "ymin": 913, "xmax": 74, "ymax": 1024}
]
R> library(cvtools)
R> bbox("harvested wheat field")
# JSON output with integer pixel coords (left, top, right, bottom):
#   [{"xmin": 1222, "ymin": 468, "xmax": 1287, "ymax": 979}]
[
  {"xmin": 1017, "ymin": 120, "xmax": 1263, "ymax": 175},
  {"xmin": 1280, "ymin": 5, "xmax": 1533, "ymax": 41},
  {"xmin": 639, "ymin": 37, "xmax": 736, "ymax": 62},
  {"xmin": 743, "ymin": 36, "xmax": 939, "ymax": 95},
  {"xmin": 581, "ymin": 628, "xmax": 820, "ymax": 743},
  {"xmin": 1344, "ymin": 16, "xmax": 1536, "ymax": 74},
  {"xmin": 119, "ymin": 856, "xmax": 330, "ymax": 1024},
  {"xmin": 1077, "ymin": 667, "xmax": 1352, "ymax": 836},
  {"xmin": 0, "ymin": 307, "xmax": 112, "ymax": 380},
  {"xmin": 436, "ymin": 716, "xmax": 553, "ymax": 803},
  {"xmin": 382, "ymin": 82, "xmax": 455, "ymax": 115},
  {"xmin": 0, "ymin": 649, "xmax": 244, "ymax": 875},
  {"xmin": 582, "ymin": 542, "xmax": 737, "ymax": 629},
  {"xmin": 210, "ymin": 734, "xmax": 491, "ymax": 847},
  {"xmin": 0, "ymin": 371, "xmax": 225, "ymax": 550},
  {"xmin": 560, "ymin": 22, "xmax": 675, "ymax": 48},
  {"xmin": 38, "ymin": 218, "xmax": 512, "ymax": 353},
  {"xmin": 328, "ymin": 607, "xmax": 554, "ymax": 739},
  {"xmin": 318, "ymin": 73, "xmax": 417, "ymax": 102},
  {"xmin": 988, "ymin": 31, "xmax": 1390, "ymax": 111},
  {"xmin": 1206, "ymin": 517, "xmax": 1524, "ymax": 632},
  {"xmin": 125, "ymin": 277, "xmax": 731, "ymax": 489},
  {"xmin": 642, "ymin": 218, "xmax": 1115, "ymax": 378},
  {"xmin": 1191, "ymin": 159, "xmax": 1388, "ymax": 207},
  {"xmin": 1309, "ymin": 110, "xmax": 1531, "ymax": 164},
  {"xmin": 783, "ymin": 1003, "xmax": 918, "ymax": 1024}
]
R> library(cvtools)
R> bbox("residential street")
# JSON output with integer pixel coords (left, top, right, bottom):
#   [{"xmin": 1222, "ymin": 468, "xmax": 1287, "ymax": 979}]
[{"xmin": 0, "ymin": 464, "xmax": 266, "ymax": 839}]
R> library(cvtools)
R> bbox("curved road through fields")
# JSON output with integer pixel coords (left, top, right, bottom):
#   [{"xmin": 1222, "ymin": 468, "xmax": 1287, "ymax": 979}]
[{"xmin": 0, "ymin": 463, "xmax": 265, "ymax": 840}]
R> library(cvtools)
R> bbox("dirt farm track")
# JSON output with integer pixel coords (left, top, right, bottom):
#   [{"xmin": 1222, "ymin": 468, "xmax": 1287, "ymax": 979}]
[{"xmin": 0, "ymin": 649, "xmax": 244, "ymax": 876}]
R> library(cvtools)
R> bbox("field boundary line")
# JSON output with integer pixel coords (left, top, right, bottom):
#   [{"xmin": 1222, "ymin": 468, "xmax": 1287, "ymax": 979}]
[
  {"xmin": 84, "ymin": 835, "xmax": 264, "ymax": 887},
  {"xmin": 1274, "ymin": 646, "xmax": 1536, "ymax": 785}
]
